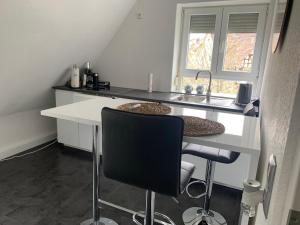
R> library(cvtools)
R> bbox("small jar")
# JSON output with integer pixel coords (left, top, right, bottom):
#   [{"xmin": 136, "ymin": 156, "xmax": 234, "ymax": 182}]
[
  {"xmin": 196, "ymin": 85, "xmax": 204, "ymax": 95},
  {"xmin": 184, "ymin": 85, "xmax": 193, "ymax": 94}
]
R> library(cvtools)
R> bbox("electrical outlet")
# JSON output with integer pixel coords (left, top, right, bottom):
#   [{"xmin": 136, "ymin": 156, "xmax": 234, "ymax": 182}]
[{"xmin": 288, "ymin": 210, "xmax": 300, "ymax": 225}]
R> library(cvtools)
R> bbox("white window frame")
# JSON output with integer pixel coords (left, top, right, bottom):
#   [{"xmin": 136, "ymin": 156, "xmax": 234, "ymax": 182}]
[
  {"xmin": 217, "ymin": 5, "xmax": 267, "ymax": 81},
  {"xmin": 180, "ymin": 7, "xmax": 223, "ymax": 77},
  {"xmin": 179, "ymin": 4, "xmax": 268, "ymax": 83}
]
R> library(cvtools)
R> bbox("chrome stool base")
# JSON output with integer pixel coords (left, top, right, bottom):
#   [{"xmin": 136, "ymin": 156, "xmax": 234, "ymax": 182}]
[
  {"xmin": 182, "ymin": 207, "xmax": 227, "ymax": 225},
  {"xmin": 80, "ymin": 218, "xmax": 118, "ymax": 225},
  {"xmin": 133, "ymin": 211, "xmax": 176, "ymax": 225}
]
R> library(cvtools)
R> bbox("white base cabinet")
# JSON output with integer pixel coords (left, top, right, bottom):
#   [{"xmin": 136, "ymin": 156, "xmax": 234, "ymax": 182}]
[
  {"xmin": 55, "ymin": 90, "xmax": 253, "ymax": 189},
  {"xmin": 55, "ymin": 90, "xmax": 79, "ymax": 148},
  {"xmin": 73, "ymin": 93, "xmax": 96, "ymax": 152},
  {"xmin": 55, "ymin": 90, "xmax": 98, "ymax": 152}
]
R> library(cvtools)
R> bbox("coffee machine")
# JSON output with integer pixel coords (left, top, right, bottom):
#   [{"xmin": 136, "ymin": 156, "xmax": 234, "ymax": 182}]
[{"xmin": 79, "ymin": 61, "xmax": 111, "ymax": 90}]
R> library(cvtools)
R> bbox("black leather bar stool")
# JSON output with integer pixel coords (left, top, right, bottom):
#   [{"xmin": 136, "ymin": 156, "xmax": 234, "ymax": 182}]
[
  {"xmin": 101, "ymin": 107, "xmax": 195, "ymax": 225},
  {"xmin": 182, "ymin": 144, "xmax": 240, "ymax": 225}
]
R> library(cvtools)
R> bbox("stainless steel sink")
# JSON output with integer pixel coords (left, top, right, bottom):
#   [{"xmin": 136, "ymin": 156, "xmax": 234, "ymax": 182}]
[
  {"xmin": 170, "ymin": 94, "xmax": 234, "ymax": 107},
  {"xmin": 171, "ymin": 95, "xmax": 206, "ymax": 103},
  {"xmin": 207, "ymin": 98, "xmax": 234, "ymax": 107}
]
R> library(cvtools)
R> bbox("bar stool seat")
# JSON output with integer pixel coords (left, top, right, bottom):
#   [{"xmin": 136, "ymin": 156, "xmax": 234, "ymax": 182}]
[
  {"xmin": 182, "ymin": 144, "xmax": 240, "ymax": 225},
  {"xmin": 183, "ymin": 144, "xmax": 240, "ymax": 164}
]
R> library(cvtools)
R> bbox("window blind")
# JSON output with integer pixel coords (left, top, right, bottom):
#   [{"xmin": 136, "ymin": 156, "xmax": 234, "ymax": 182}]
[
  {"xmin": 227, "ymin": 13, "xmax": 259, "ymax": 33},
  {"xmin": 189, "ymin": 15, "xmax": 216, "ymax": 33}
]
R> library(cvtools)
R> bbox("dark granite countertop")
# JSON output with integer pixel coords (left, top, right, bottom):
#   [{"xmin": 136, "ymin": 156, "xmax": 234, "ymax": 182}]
[{"xmin": 53, "ymin": 86, "xmax": 245, "ymax": 113}]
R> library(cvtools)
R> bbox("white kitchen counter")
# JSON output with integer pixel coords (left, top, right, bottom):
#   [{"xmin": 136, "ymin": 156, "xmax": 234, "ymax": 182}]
[
  {"xmin": 42, "ymin": 93, "xmax": 261, "ymax": 189},
  {"xmin": 41, "ymin": 96, "xmax": 260, "ymax": 155}
]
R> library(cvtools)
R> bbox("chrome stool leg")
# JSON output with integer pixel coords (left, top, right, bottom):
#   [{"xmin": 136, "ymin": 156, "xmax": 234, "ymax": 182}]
[
  {"xmin": 183, "ymin": 161, "xmax": 227, "ymax": 225},
  {"xmin": 133, "ymin": 191, "xmax": 176, "ymax": 225},
  {"xmin": 81, "ymin": 125, "xmax": 118, "ymax": 225}
]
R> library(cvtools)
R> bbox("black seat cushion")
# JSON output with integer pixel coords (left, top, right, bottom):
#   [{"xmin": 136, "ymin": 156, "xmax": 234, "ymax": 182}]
[
  {"xmin": 182, "ymin": 144, "xmax": 240, "ymax": 164},
  {"xmin": 180, "ymin": 161, "xmax": 195, "ymax": 193}
]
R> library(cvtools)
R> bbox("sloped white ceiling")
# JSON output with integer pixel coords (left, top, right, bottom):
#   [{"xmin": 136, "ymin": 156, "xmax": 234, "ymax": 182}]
[{"xmin": 0, "ymin": 0, "xmax": 135, "ymax": 116}]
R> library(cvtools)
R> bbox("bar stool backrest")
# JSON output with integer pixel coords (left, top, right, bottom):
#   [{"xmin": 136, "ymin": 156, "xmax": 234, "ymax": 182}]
[{"xmin": 101, "ymin": 107, "xmax": 184, "ymax": 197}]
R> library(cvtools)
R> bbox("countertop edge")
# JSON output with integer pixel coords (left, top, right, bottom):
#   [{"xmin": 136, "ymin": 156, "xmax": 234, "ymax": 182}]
[{"xmin": 53, "ymin": 86, "xmax": 244, "ymax": 113}]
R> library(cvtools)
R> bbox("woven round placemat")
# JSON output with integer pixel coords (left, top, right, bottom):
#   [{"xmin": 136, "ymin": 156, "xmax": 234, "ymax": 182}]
[
  {"xmin": 117, "ymin": 102, "xmax": 171, "ymax": 115},
  {"xmin": 178, "ymin": 115, "xmax": 225, "ymax": 137}
]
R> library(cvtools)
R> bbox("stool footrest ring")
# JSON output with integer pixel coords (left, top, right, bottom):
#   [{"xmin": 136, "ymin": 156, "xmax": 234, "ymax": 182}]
[
  {"xmin": 186, "ymin": 180, "xmax": 207, "ymax": 199},
  {"xmin": 133, "ymin": 211, "xmax": 175, "ymax": 225}
]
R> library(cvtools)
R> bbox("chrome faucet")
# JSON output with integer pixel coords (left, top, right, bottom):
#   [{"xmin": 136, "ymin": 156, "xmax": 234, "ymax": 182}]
[{"xmin": 196, "ymin": 70, "xmax": 212, "ymax": 102}]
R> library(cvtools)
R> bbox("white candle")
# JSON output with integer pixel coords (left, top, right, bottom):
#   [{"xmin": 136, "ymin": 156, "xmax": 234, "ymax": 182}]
[
  {"xmin": 71, "ymin": 65, "xmax": 80, "ymax": 88},
  {"xmin": 148, "ymin": 73, "xmax": 153, "ymax": 93}
]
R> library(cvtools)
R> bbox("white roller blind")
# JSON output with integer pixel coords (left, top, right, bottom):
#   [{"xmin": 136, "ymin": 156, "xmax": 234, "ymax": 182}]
[
  {"xmin": 227, "ymin": 13, "xmax": 259, "ymax": 33},
  {"xmin": 190, "ymin": 14, "xmax": 216, "ymax": 33}
]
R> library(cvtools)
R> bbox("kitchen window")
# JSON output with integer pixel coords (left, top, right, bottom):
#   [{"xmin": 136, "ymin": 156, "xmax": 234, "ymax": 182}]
[{"xmin": 178, "ymin": 5, "xmax": 267, "ymax": 97}]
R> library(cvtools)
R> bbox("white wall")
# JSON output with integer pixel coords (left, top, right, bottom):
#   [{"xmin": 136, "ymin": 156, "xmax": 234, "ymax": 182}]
[
  {"xmin": 95, "ymin": 0, "xmax": 221, "ymax": 92},
  {"xmin": 0, "ymin": 110, "xmax": 56, "ymax": 160},
  {"xmin": 290, "ymin": 135, "xmax": 300, "ymax": 211},
  {"xmin": 285, "ymin": 120, "xmax": 300, "ymax": 213},
  {"xmin": 255, "ymin": 0, "xmax": 300, "ymax": 224},
  {"xmin": 0, "ymin": 0, "xmax": 135, "ymax": 158}
]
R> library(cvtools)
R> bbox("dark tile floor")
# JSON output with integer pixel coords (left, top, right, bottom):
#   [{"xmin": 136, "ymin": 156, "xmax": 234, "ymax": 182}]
[{"xmin": 0, "ymin": 142, "xmax": 242, "ymax": 225}]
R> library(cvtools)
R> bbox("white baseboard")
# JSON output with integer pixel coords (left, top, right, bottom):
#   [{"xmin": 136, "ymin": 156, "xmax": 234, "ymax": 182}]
[{"xmin": 0, "ymin": 131, "xmax": 57, "ymax": 160}]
